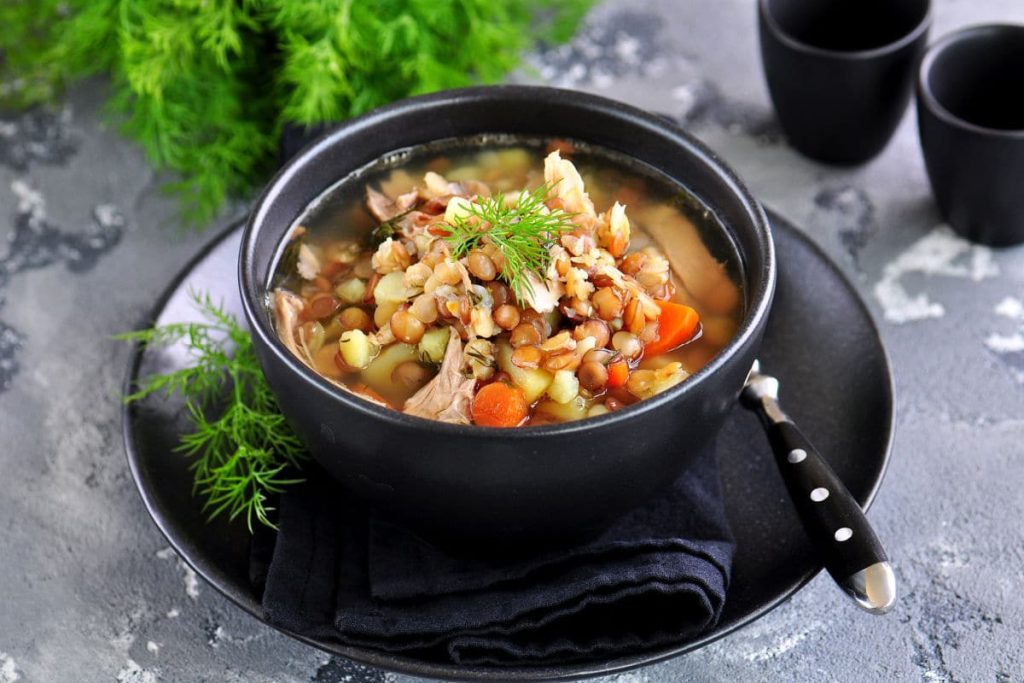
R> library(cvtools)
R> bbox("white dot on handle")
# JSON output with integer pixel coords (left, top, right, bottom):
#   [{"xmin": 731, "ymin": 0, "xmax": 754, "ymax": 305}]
[
  {"xmin": 787, "ymin": 449, "xmax": 807, "ymax": 463},
  {"xmin": 835, "ymin": 527, "xmax": 853, "ymax": 542},
  {"xmin": 810, "ymin": 487, "xmax": 829, "ymax": 502}
]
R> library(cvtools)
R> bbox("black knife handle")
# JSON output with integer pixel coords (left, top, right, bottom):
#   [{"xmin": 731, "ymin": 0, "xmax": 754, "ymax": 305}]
[{"xmin": 766, "ymin": 420, "xmax": 887, "ymax": 583}]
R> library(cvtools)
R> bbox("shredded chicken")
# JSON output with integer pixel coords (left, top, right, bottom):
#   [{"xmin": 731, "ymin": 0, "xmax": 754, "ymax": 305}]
[
  {"xmin": 366, "ymin": 187, "xmax": 419, "ymax": 223},
  {"xmin": 544, "ymin": 150, "xmax": 596, "ymax": 217},
  {"xmin": 403, "ymin": 334, "xmax": 475, "ymax": 424},
  {"xmin": 522, "ymin": 270, "xmax": 560, "ymax": 313},
  {"xmin": 598, "ymin": 201, "xmax": 630, "ymax": 257},
  {"xmin": 371, "ymin": 237, "xmax": 412, "ymax": 274},
  {"xmin": 273, "ymin": 289, "xmax": 313, "ymax": 366},
  {"xmin": 423, "ymin": 171, "xmax": 461, "ymax": 198},
  {"xmin": 296, "ymin": 244, "xmax": 321, "ymax": 280}
]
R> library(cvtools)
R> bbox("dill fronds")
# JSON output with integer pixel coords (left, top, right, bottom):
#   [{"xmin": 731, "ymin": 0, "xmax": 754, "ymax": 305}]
[
  {"xmin": 118, "ymin": 291, "xmax": 306, "ymax": 531},
  {"xmin": 444, "ymin": 183, "xmax": 576, "ymax": 303},
  {"xmin": 1, "ymin": 0, "xmax": 597, "ymax": 226}
]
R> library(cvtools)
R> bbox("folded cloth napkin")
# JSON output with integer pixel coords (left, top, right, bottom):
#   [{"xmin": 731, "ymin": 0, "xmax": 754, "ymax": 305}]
[{"xmin": 254, "ymin": 446, "xmax": 734, "ymax": 666}]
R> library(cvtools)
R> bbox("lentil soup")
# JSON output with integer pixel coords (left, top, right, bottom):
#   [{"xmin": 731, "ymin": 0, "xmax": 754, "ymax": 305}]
[{"xmin": 269, "ymin": 137, "xmax": 743, "ymax": 427}]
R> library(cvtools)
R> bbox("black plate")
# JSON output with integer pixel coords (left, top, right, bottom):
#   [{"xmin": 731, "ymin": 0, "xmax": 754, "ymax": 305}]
[{"xmin": 122, "ymin": 209, "xmax": 893, "ymax": 681}]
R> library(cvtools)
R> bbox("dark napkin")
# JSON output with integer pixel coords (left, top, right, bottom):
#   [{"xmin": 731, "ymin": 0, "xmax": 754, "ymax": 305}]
[{"xmin": 253, "ymin": 445, "xmax": 734, "ymax": 666}]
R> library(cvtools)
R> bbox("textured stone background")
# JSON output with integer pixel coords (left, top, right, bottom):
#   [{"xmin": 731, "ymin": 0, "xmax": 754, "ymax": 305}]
[{"xmin": 2, "ymin": 0, "xmax": 1023, "ymax": 681}]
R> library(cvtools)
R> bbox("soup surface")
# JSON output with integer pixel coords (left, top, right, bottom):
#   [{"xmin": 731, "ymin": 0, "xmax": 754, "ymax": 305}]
[{"xmin": 269, "ymin": 138, "xmax": 743, "ymax": 426}]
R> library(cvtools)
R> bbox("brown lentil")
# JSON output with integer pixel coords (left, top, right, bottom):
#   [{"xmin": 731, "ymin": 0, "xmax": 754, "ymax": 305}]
[
  {"xmin": 409, "ymin": 294, "xmax": 439, "ymax": 324},
  {"xmin": 577, "ymin": 361, "xmax": 609, "ymax": 392},
  {"xmin": 434, "ymin": 260, "xmax": 462, "ymax": 286},
  {"xmin": 467, "ymin": 250, "xmax": 498, "ymax": 281},
  {"xmin": 511, "ymin": 345, "xmax": 543, "ymax": 369},
  {"xmin": 583, "ymin": 348, "xmax": 615, "ymax": 365},
  {"xmin": 612, "ymin": 331, "xmax": 643, "ymax": 359},
  {"xmin": 619, "ymin": 252, "xmax": 646, "ymax": 276},
  {"xmin": 520, "ymin": 309, "xmax": 552, "ymax": 338},
  {"xmin": 486, "ymin": 281, "xmax": 512, "ymax": 307},
  {"xmin": 307, "ymin": 293, "xmax": 340, "ymax": 320},
  {"xmin": 338, "ymin": 306, "xmax": 372, "ymax": 332},
  {"xmin": 624, "ymin": 297, "xmax": 646, "ymax": 335},
  {"xmin": 510, "ymin": 322, "xmax": 542, "ymax": 348},
  {"xmin": 543, "ymin": 351, "xmax": 579, "ymax": 372},
  {"xmin": 593, "ymin": 287, "xmax": 623, "ymax": 320},
  {"xmin": 390, "ymin": 310, "xmax": 426, "ymax": 344},
  {"xmin": 573, "ymin": 319, "xmax": 611, "ymax": 348},
  {"xmin": 493, "ymin": 304, "xmax": 521, "ymax": 331},
  {"xmin": 391, "ymin": 360, "xmax": 432, "ymax": 391}
]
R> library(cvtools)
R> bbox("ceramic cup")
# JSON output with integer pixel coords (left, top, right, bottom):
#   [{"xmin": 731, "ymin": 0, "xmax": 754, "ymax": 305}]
[
  {"xmin": 759, "ymin": 0, "xmax": 932, "ymax": 164},
  {"xmin": 917, "ymin": 24, "xmax": 1024, "ymax": 247}
]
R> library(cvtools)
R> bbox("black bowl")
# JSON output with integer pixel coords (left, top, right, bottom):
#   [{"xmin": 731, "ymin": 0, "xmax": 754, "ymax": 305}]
[
  {"xmin": 239, "ymin": 86, "xmax": 775, "ymax": 545},
  {"xmin": 917, "ymin": 24, "xmax": 1024, "ymax": 247},
  {"xmin": 759, "ymin": 0, "xmax": 931, "ymax": 164}
]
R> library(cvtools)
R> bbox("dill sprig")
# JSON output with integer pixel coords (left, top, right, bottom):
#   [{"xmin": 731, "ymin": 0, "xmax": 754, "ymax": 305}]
[
  {"xmin": 118, "ymin": 291, "xmax": 306, "ymax": 531},
  {"xmin": 445, "ymin": 183, "xmax": 576, "ymax": 303},
  {"xmin": 1, "ymin": 0, "xmax": 596, "ymax": 226}
]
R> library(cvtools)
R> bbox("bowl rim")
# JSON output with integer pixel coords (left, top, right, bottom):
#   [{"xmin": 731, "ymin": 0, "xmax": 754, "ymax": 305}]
[
  {"xmin": 916, "ymin": 23, "xmax": 1024, "ymax": 139},
  {"xmin": 758, "ymin": 0, "xmax": 932, "ymax": 61},
  {"xmin": 240, "ymin": 84, "xmax": 776, "ymax": 437}
]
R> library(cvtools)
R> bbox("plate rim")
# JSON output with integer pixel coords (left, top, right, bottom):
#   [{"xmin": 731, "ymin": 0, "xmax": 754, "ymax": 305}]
[{"xmin": 121, "ymin": 207, "xmax": 894, "ymax": 682}]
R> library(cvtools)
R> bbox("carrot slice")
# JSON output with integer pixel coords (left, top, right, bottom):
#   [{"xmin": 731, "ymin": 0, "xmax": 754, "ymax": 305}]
[
  {"xmin": 644, "ymin": 301, "xmax": 701, "ymax": 357},
  {"xmin": 472, "ymin": 382, "xmax": 529, "ymax": 428},
  {"xmin": 606, "ymin": 361, "xmax": 629, "ymax": 389}
]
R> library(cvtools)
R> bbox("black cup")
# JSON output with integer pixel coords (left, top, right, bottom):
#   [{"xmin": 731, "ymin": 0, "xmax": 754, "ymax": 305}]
[
  {"xmin": 759, "ymin": 0, "xmax": 932, "ymax": 164},
  {"xmin": 917, "ymin": 24, "xmax": 1024, "ymax": 247}
]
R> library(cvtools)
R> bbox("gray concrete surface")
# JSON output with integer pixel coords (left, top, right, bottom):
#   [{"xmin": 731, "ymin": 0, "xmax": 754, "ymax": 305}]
[{"xmin": 2, "ymin": 0, "xmax": 1023, "ymax": 680}]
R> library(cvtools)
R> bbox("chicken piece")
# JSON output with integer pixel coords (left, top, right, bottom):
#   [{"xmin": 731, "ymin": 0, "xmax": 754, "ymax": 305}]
[
  {"xmin": 521, "ymin": 270, "xmax": 561, "ymax": 314},
  {"xmin": 598, "ymin": 202, "xmax": 630, "ymax": 257},
  {"xmin": 633, "ymin": 247, "xmax": 672, "ymax": 298},
  {"xmin": 423, "ymin": 171, "xmax": 470, "ymax": 199},
  {"xmin": 395, "ymin": 211, "xmax": 435, "ymax": 238},
  {"xmin": 366, "ymin": 187, "xmax": 419, "ymax": 223},
  {"xmin": 543, "ymin": 150, "xmax": 596, "ymax": 217},
  {"xmin": 371, "ymin": 237, "xmax": 412, "ymax": 274},
  {"xmin": 403, "ymin": 333, "xmax": 475, "ymax": 424},
  {"xmin": 273, "ymin": 289, "xmax": 313, "ymax": 366},
  {"xmin": 626, "ymin": 362, "xmax": 689, "ymax": 400},
  {"xmin": 561, "ymin": 230, "xmax": 597, "ymax": 257},
  {"xmin": 296, "ymin": 244, "xmax": 321, "ymax": 280},
  {"xmin": 564, "ymin": 266, "xmax": 594, "ymax": 302}
]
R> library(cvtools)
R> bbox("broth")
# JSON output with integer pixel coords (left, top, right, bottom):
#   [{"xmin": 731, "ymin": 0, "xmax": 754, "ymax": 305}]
[{"xmin": 269, "ymin": 137, "xmax": 744, "ymax": 426}]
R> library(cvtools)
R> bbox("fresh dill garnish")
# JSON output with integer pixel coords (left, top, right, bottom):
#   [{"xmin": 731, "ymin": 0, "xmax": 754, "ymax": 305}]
[
  {"xmin": 417, "ymin": 351, "xmax": 442, "ymax": 372},
  {"xmin": 117, "ymin": 291, "xmax": 306, "ymax": 531},
  {"xmin": 368, "ymin": 204, "xmax": 417, "ymax": 246},
  {"xmin": 1, "ymin": 0, "xmax": 597, "ymax": 226},
  {"xmin": 369, "ymin": 220, "xmax": 397, "ymax": 245},
  {"xmin": 444, "ymin": 183, "xmax": 576, "ymax": 303},
  {"xmin": 465, "ymin": 347, "xmax": 496, "ymax": 368}
]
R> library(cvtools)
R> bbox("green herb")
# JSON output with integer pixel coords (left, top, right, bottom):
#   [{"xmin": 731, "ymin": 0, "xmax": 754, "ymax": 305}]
[
  {"xmin": 117, "ymin": 291, "xmax": 306, "ymax": 531},
  {"xmin": 1, "ymin": 0, "xmax": 596, "ymax": 226},
  {"xmin": 367, "ymin": 205, "xmax": 417, "ymax": 246},
  {"xmin": 465, "ymin": 347, "xmax": 496, "ymax": 368},
  {"xmin": 369, "ymin": 220, "xmax": 398, "ymax": 246},
  {"xmin": 417, "ymin": 351, "xmax": 442, "ymax": 372},
  {"xmin": 445, "ymin": 183, "xmax": 576, "ymax": 302}
]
